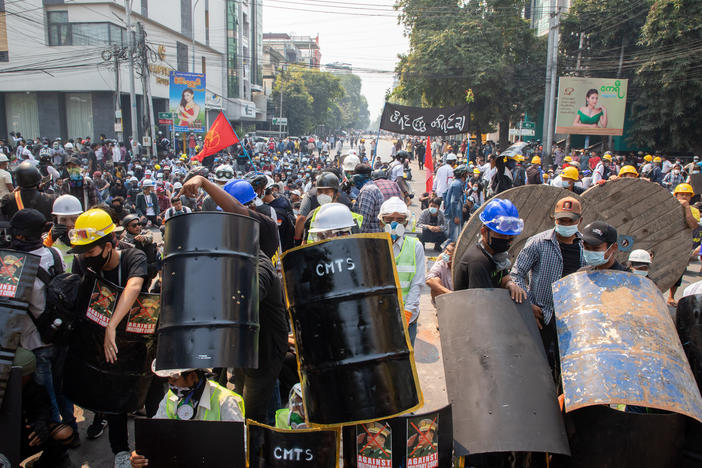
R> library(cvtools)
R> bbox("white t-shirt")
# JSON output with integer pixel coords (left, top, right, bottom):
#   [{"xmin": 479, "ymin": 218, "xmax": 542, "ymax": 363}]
[
  {"xmin": 0, "ymin": 168, "xmax": 12, "ymax": 197},
  {"xmin": 434, "ymin": 164, "xmax": 454, "ymax": 195}
]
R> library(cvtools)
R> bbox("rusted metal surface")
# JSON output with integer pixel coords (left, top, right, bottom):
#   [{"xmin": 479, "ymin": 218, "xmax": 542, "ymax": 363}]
[
  {"xmin": 437, "ymin": 288, "xmax": 570, "ymax": 456},
  {"xmin": 453, "ymin": 185, "xmax": 581, "ymax": 287},
  {"xmin": 552, "ymin": 270, "xmax": 702, "ymax": 423},
  {"xmin": 581, "ymin": 178, "xmax": 692, "ymax": 292}
]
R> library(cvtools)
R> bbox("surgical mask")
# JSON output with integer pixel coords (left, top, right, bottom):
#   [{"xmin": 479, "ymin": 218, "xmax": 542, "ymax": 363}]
[
  {"xmin": 487, "ymin": 233, "xmax": 511, "ymax": 253},
  {"xmin": 429, "ymin": 207, "xmax": 438, "ymax": 215},
  {"xmin": 442, "ymin": 253, "xmax": 450, "ymax": 263},
  {"xmin": 384, "ymin": 221, "xmax": 406, "ymax": 241},
  {"xmin": 561, "ymin": 180, "xmax": 571, "ymax": 188},
  {"xmin": 583, "ymin": 248, "xmax": 610, "ymax": 267},
  {"xmin": 554, "ymin": 223, "xmax": 579, "ymax": 237},
  {"xmin": 632, "ymin": 269, "xmax": 648, "ymax": 277},
  {"xmin": 317, "ymin": 193, "xmax": 332, "ymax": 206},
  {"xmin": 472, "ymin": 186, "xmax": 479, "ymax": 191}
]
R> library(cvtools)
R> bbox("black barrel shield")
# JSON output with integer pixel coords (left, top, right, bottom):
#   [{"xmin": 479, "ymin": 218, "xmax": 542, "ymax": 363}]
[
  {"xmin": 566, "ymin": 405, "xmax": 686, "ymax": 468},
  {"xmin": 157, "ymin": 212, "xmax": 260, "ymax": 370},
  {"xmin": 281, "ymin": 233, "xmax": 422, "ymax": 426},
  {"xmin": 63, "ymin": 278, "xmax": 159, "ymax": 414},
  {"xmin": 676, "ymin": 295, "xmax": 702, "ymax": 390},
  {"xmin": 436, "ymin": 289, "xmax": 569, "ymax": 456},
  {"xmin": 0, "ymin": 249, "xmax": 40, "ymax": 409},
  {"xmin": 247, "ymin": 420, "xmax": 340, "ymax": 468}
]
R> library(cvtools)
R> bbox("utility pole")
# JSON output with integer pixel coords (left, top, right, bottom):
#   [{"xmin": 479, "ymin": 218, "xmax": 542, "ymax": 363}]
[
  {"xmin": 137, "ymin": 22, "xmax": 158, "ymax": 159},
  {"xmin": 113, "ymin": 46, "xmax": 123, "ymax": 143},
  {"xmin": 543, "ymin": 4, "xmax": 560, "ymax": 166},
  {"xmin": 125, "ymin": 0, "xmax": 138, "ymax": 155},
  {"xmin": 541, "ymin": 14, "xmax": 554, "ymax": 161},
  {"xmin": 566, "ymin": 31, "xmax": 585, "ymax": 153}
]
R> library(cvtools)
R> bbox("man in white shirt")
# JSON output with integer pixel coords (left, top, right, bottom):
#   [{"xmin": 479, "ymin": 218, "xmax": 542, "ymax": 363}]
[
  {"xmin": 434, "ymin": 153, "xmax": 457, "ymax": 200},
  {"xmin": 0, "ymin": 154, "xmax": 13, "ymax": 198}
]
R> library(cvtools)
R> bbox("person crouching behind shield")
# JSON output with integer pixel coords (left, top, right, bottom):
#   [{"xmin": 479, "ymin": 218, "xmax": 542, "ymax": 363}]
[
  {"xmin": 129, "ymin": 362, "xmax": 245, "ymax": 467},
  {"xmin": 274, "ymin": 383, "xmax": 307, "ymax": 430},
  {"xmin": 308, "ymin": 202, "xmax": 357, "ymax": 240}
]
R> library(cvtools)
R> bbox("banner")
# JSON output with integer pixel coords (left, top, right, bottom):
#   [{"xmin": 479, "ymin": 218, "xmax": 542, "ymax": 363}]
[
  {"xmin": 86, "ymin": 278, "xmax": 160, "ymax": 334},
  {"xmin": 247, "ymin": 421, "xmax": 340, "ymax": 467},
  {"xmin": 193, "ymin": 111, "xmax": 240, "ymax": 162},
  {"xmin": 380, "ymin": 103, "xmax": 470, "ymax": 136},
  {"xmin": 169, "ymin": 71, "xmax": 206, "ymax": 133},
  {"xmin": 344, "ymin": 405, "xmax": 453, "ymax": 468},
  {"xmin": 555, "ymin": 77, "xmax": 628, "ymax": 136}
]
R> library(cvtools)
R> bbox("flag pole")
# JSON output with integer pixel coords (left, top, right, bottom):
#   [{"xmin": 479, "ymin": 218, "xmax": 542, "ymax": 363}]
[{"xmin": 372, "ymin": 104, "xmax": 386, "ymax": 168}]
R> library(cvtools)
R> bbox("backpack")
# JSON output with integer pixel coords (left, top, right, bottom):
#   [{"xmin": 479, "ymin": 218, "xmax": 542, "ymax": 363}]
[{"xmin": 30, "ymin": 247, "xmax": 83, "ymax": 344}]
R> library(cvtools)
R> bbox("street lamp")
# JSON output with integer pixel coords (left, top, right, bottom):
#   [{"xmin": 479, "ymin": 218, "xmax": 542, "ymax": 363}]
[{"xmin": 192, "ymin": 0, "xmax": 200, "ymax": 73}]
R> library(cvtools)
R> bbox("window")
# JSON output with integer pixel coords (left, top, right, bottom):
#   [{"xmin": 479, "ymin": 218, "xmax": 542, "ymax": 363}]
[
  {"xmin": 65, "ymin": 93, "xmax": 94, "ymax": 139},
  {"xmin": 141, "ymin": 0, "xmax": 148, "ymax": 17},
  {"xmin": 177, "ymin": 41, "xmax": 188, "ymax": 72},
  {"xmin": 72, "ymin": 23, "xmax": 110, "ymax": 46},
  {"xmin": 6, "ymin": 93, "xmax": 39, "ymax": 138},
  {"xmin": 181, "ymin": 0, "xmax": 192, "ymax": 38},
  {"xmin": 47, "ymin": 11, "xmax": 70, "ymax": 46},
  {"xmin": 201, "ymin": 56, "xmax": 206, "ymax": 75}
]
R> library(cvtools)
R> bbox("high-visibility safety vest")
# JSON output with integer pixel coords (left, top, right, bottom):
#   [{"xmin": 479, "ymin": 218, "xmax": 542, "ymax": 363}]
[
  {"xmin": 395, "ymin": 236, "xmax": 418, "ymax": 305},
  {"xmin": 305, "ymin": 206, "xmax": 364, "ymax": 244},
  {"xmin": 275, "ymin": 408, "xmax": 291, "ymax": 429},
  {"xmin": 165, "ymin": 380, "xmax": 245, "ymax": 421}
]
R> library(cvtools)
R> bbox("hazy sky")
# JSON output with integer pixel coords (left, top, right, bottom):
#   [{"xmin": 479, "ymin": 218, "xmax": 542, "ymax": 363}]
[{"xmin": 262, "ymin": 0, "xmax": 409, "ymax": 121}]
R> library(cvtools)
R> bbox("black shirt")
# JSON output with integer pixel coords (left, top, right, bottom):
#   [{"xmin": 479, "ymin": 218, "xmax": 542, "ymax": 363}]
[
  {"xmin": 247, "ymin": 208, "xmax": 280, "ymax": 259},
  {"xmin": 454, "ymin": 244, "xmax": 506, "ymax": 290},
  {"xmin": 256, "ymin": 253, "xmax": 288, "ymax": 367},
  {"xmin": 1, "ymin": 188, "xmax": 55, "ymax": 221},
  {"xmin": 72, "ymin": 247, "xmax": 149, "ymax": 290},
  {"xmin": 559, "ymin": 241, "xmax": 582, "ymax": 277}
]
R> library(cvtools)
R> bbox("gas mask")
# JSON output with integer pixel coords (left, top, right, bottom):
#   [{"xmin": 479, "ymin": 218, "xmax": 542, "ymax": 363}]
[{"xmin": 384, "ymin": 221, "xmax": 406, "ymax": 242}]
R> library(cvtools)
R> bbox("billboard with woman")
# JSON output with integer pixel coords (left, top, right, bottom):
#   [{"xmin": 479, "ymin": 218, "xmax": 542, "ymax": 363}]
[
  {"xmin": 169, "ymin": 71, "xmax": 206, "ymax": 132},
  {"xmin": 555, "ymin": 77, "xmax": 628, "ymax": 136}
]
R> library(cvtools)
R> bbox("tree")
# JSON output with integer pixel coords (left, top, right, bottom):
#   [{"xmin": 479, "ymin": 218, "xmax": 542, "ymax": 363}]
[
  {"xmin": 629, "ymin": 0, "xmax": 702, "ymax": 151},
  {"xmin": 392, "ymin": 0, "xmax": 546, "ymax": 148},
  {"xmin": 338, "ymin": 74, "xmax": 370, "ymax": 129},
  {"xmin": 272, "ymin": 69, "xmax": 313, "ymax": 135}
]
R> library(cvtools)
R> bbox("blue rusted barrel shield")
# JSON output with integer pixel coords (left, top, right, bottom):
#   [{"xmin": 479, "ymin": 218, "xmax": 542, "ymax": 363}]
[{"xmin": 553, "ymin": 270, "xmax": 702, "ymax": 422}]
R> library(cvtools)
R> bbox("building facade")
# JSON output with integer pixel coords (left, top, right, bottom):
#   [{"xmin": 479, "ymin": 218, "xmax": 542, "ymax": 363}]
[{"xmin": 0, "ymin": 0, "xmax": 264, "ymax": 141}]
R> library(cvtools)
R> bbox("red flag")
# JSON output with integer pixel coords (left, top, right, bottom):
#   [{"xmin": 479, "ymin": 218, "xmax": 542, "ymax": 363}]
[
  {"xmin": 192, "ymin": 112, "xmax": 239, "ymax": 162},
  {"xmin": 425, "ymin": 136, "xmax": 434, "ymax": 193}
]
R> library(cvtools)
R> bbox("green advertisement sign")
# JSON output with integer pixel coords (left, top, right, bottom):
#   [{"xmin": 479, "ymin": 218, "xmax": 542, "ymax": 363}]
[{"xmin": 556, "ymin": 77, "xmax": 628, "ymax": 136}]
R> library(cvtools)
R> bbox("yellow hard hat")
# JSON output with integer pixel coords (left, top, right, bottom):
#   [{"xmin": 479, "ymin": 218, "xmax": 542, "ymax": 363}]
[
  {"xmin": 618, "ymin": 165, "xmax": 639, "ymax": 177},
  {"xmin": 531, "ymin": 156, "xmax": 541, "ymax": 164},
  {"xmin": 473, "ymin": 168, "xmax": 481, "ymax": 174},
  {"xmin": 562, "ymin": 166, "xmax": 579, "ymax": 180},
  {"xmin": 674, "ymin": 183, "xmax": 694, "ymax": 195},
  {"xmin": 68, "ymin": 209, "xmax": 115, "ymax": 250},
  {"xmin": 653, "ymin": 156, "xmax": 662, "ymax": 163},
  {"xmin": 643, "ymin": 155, "xmax": 653, "ymax": 162},
  {"xmin": 543, "ymin": 173, "xmax": 550, "ymax": 179},
  {"xmin": 564, "ymin": 156, "xmax": 573, "ymax": 162},
  {"xmin": 154, "ymin": 164, "xmax": 161, "ymax": 170},
  {"xmin": 603, "ymin": 154, "xmax": 613, "ymax": 161}
]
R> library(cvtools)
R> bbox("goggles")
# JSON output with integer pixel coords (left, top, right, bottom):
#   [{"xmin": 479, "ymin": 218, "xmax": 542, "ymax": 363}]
[
  {"xmin": 69, "ymin": 227, "xmax": 110, "ymax": 244},
  {"xmin": 484, "ymin": 215, "xmax": 524, "ymax": 233},
  {"xmin": 216, "ymin": 170, "xmax": 233, "ymax": 179}
]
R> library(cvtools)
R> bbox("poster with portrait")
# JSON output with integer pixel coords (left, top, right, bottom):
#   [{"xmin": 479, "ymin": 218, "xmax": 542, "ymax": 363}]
[
  {"xmin": 86, "ymin": 279, "xmax": 160, "ymax": 334},
  {"xmin": 555, "ymin": 77, "xmax": 628, "ymax": 136},
  {"xmin": 406, "ymin": 414, "xmax": 439, "ymax": 468},
  {"xmin": 356, "ymin": 422, "xmax": 392, "ymax": 467},
  {"xmin": 0, "ymin": 252, "xmax": 29, "ymax": 298},
  {"xmin": 169, "ymin": 71, "xmax": 206, "ymax": 133}
]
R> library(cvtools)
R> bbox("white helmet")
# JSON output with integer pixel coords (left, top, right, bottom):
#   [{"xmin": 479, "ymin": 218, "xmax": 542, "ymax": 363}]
[
  {"xmin": 142, "ymin": 179, "xmax": 155, "ymax": 187},
  {"xmin": 64, "ymin": 142, "xmax": 74, "ymax": 150},
  {"xmin": 0, "ymin": 154, "xmax": 8, "ymax": 163},
  {"xmin": 628, "ymin": 249, "xmax": 652, "ymax": 264},
  {"xmin": 52, "ymin": 194, "xmax": 83, "ymax": 216},
  {"xmin": 309, "ymin": 203, "xmax": 356, "ymax": 233},
  {"xmin": 446, "ymin": 153, "xmax": 457, "ymax": 161},
  {"xmin": 173, "ymin": 181, "xmax": 183, "ymax": 190},
  {"xmin": 342, "ymin": 154, "xmax": 360, "ymax": 171},
  {"xmin": 214, "ymin": 164, "xmax": 234, "ymax": 182},
  {"xmin": 378, "ymin": 196, "xmax": 409, "ymax": 220},
  {"xmin": 265, "ymin": 175, "xmax": 276, "ymax": 190}
]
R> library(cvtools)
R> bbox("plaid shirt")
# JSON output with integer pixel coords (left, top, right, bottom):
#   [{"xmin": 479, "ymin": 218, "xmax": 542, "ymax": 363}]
[
  {"xmin": 510, "ymin": 229, "xmax": 584, "ymax": 325},
  {"xmin": 373, "ymin": 178, "xmax": 403, "ymax": 201},
  {"xmin": 662, "ymin": 171, "xmax": 685, "ymax": 190},
  {"xmin": 356, "ymin": 182, "xmax": 385, "ymax": 233}
]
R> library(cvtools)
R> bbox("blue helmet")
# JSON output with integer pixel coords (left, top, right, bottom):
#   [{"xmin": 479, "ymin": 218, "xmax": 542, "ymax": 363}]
[
  {"xmin": 223, "ymin": 179, "xmax": 256, "ymax": 205},
  {"xmin": 479, "ymin": 199, "xmax": 524, "ymax": 236}
]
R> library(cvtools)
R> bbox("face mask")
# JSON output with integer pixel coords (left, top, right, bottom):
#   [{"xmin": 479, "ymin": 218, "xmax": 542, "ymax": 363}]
[
  {"xmin": 112, "ymin": 205, "xmax": 123, "ymax": 213},
  {"xmin": 84, "ymin": 245, "xmax": 110, "ymax": 272},
  {"xmin": 168, "ymin": 383, "xmax": 196, "ymax": 400},
  {"xmin": 472, "ymin": 186, "xmax": 479, "ymax": 191},
  {"xmin": 488, "ymin": 232, "xmax": 511, "ymax": 253},
  {"xmin": 583, "ymin": 247, "xmax": 610, "ymax": 267},
  {"xmin": 632, "ymin": 269, "xmax": 648, "ymax": 277},
  {"xmin": 429, "ymin": 207, "xmax": 438, "ymax": 215},
  {"xmin": 554, "ymin": 223, "xmax": 578, "ymax": 237},
  {"xmin": 561, "ymin": 180, "xmax": 571, "ymax": 188},
  {"xmin": 673, "ymin": 170, "xmax": 681, "ymax": 175},
  {"xmin": 293, "ymin": 209, "xmax": 300, "ymax": 217},
  {"xmin": 442, "ymin": 253, "xmax": 450, "ymax": 263},
  {"xmin": 317, "ymin": 193, "xmax": 332, "ymax": 206},
  {"xmin": 384, "ymin": 221, "xmax": 406, "ymax": 241}
]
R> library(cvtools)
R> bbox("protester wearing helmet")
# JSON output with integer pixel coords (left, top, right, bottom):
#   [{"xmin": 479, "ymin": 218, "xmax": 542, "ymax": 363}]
[
  {"xmin": 663, "ymin": 163, "xmax": 685, "ymax": 191},
  {"xmin": 59, "ymin": 157, "xmax": 99, "ymax": 211},
  {"xmin": 304, "ymin": 172, "xmax": 363, "ymax": 244},
  {"xmin": 44, "ymin": 194, "xmax": 84, "ymax": 247},
  {"xmin": 454, "ymin": 199, "xmax": 527, "ymax": 304},
  {"xmin": 129, "ymin": 363, "xmax": 245, "ymax": 467},
  {"xmin": 2, "ymin": 161, "xmax": 55, "ymax": 220},
  {"xmin": 618, "ymin": 165, "xmax": 639, "ymax": 179},
  {"xmin": 378, "ymin": 196, "xmax": 425, "ymax": 345},
  {"xmin": 274, "ymin": 383, "xmax": 307, "ymax": 430},
  {"xmin": 135, "ymin": 179, "xmax": 160, "ymax": 227},
  {"xmin": 214, "ymin": 164, "xmax": 234, "ymax": 185},
  {"xmin": 0, "ymin": 153, "xmax": 13, "ymax": 198},
  {"xmin": 69, "ymin": 208, "xmax": 150, "ymax": 467},
  {"xmin": 444, "ymin": 165, "xmax": 470, "ymax": 243},
  {"xmin": 558, "ymin": 166, "xmax": 585, "ymax": 194},
  {"xmin": 308, "ymin": 202, "xmax": 357, "ymax": 242},
  {"xmin": 434, "ymin": 153, "xmax": 457, "ymax": 200},
  {"xmin": 628, "ymin": 249, "xmax": 652, "ymax": 277}
]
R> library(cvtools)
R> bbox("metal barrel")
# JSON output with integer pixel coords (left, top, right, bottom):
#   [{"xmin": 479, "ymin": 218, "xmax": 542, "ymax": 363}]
[
  {"xmin": 676, "ymin": 295, "xmax": 702, "ymax": 390},
  {"xmin": 281, "ymin": 234, "xmax": 421, "ymax": 426},
  {"xmin": 567, "ymin": 406, "xmax": 686, "ymax": 468},
  {"xmin": 0, "ymin": 249, "xmax": 40, "ymax": 409},
  {"xmin": 156, "ymin": 211, "xmax": 260, "ymax": 370},
  {"xmin": 552, "ymin": 270, "xmax": 702, "ymax": 423},
  {"xmin": 63, "ymin": 316, "xmax": 156, "ymax": 414},
  {"xmin": 436, "ymin": 288, "xmax": 570, "ymax": 456}
]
